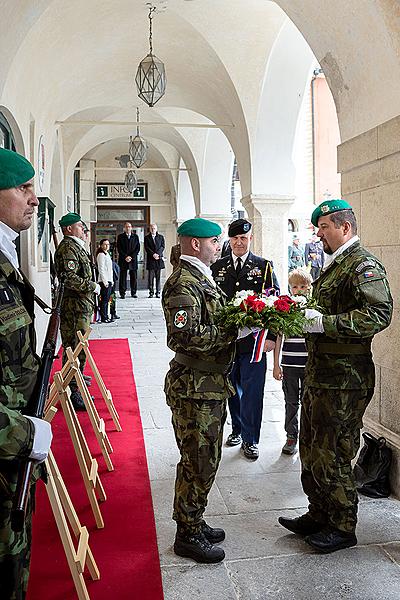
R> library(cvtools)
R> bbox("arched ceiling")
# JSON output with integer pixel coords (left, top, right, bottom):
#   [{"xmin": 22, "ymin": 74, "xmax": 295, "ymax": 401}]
[{"xmin": 1, "ymin": 0, "xmax": 399, "ymax": 200}]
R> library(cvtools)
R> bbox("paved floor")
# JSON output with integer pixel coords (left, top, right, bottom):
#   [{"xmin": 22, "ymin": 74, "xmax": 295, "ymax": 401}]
[{"xmin": 91, "ymin": 292, "xmax": 400, "ymax": 600}]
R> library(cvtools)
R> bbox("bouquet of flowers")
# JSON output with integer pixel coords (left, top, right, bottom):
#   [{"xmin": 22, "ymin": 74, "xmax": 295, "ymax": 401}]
[{"xmin": 216, "ymin": 289, "xmax": 318, "ymax": 338}]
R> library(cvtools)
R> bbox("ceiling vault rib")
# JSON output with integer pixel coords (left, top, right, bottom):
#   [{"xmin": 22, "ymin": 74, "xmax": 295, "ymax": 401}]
[{"xmin": 73, "ymin": 167, "xmax": 190, "ymax": 172}]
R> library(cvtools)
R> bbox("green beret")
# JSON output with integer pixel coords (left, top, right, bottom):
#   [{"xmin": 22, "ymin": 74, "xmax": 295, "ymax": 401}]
[
  {"xmin": 59, "ymin": 212, "xmax": 82, "ymax": 228},
  {"xmin": 177, "ymin": 218, "xmax": 222, "ymax": 238},
  {"xmin": 0, "ymin": 148, "xmax": 35, "ymax": 190},
  {"xmin": 311, "ymin": 199, "xmax": 353, "ymax": 227}
]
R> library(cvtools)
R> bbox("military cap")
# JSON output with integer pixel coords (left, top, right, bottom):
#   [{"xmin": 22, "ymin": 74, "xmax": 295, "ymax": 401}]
[
  {"xmin": 0, "ymin": 147, "xmax": 35, "ymax": 190},
  {"xmin": 59, "ymin": 212, "xmax": 82, "ymax": 228},
  {"xmin": 311, "ymin": 199, "xmax": 353, "ymax": 226},
  {"xmin": 228, "ymin": 218, "xmax": 252, "ymax": 237},
  {"xmin": 177, "ymin": 218, "xmax": 222, "ymax": 238}
]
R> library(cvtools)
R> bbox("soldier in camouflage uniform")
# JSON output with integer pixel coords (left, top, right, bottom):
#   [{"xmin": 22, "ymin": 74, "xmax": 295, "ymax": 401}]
[
  {"xmin": 162, "ymin": 218, "xmax": 237, "ymax": 563},
  {"xmin": 0, "ymin": 148, "xmax": 53, "ymax": 599},
  {"xmin": 54, "ymin": 213, "xmax": 100, "ymax": 410},
  {"xmin": 279, "ymin": 199, "xmax": 393, "ymax": 553}
]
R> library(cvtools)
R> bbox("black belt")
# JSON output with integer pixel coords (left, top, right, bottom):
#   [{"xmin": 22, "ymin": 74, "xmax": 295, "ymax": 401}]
[
  {"xmin": 317, "ymin": 343, "xmax": 371, "ymax": 355},
  {"xmin": 174, "ymin": 352, "xmax": 230, "ymax": 374}
]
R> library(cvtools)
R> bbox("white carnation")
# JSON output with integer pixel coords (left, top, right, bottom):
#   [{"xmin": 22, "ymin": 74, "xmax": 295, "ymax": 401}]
[{"xmin": 292, "ymin": 295, "xmax": 307, "ymax": 306}]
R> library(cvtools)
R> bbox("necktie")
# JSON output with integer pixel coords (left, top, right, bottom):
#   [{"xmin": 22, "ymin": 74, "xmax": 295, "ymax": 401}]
[{"xmin": 235, "ymin": 257, "xmax": 242, "ymax": 276}]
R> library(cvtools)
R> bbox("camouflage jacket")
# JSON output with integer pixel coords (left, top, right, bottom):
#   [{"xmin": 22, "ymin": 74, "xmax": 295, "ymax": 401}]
[
  {"xmin": 0, "ymin": 251, "xmax": 38, "ymax": 495},
  {"xmin": 162, "ymin": 261, "xmax": 236, "ymax": 400},
  {"xmin": 54, "ymin": 236, "xmax": 96, "ymax": 306},
  {"xmin": 305, "ymin": 240, "xmax": 393, "ymax": 389}
]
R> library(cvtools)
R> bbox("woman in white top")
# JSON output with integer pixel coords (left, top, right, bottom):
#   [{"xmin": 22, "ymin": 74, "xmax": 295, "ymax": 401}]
[{"xmin": 96, "ymin": 239, "xmax": 113, "ymax": 323}]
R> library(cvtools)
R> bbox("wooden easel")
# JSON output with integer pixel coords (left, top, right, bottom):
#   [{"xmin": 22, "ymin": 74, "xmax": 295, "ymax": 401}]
[
  {"xmin": 77, "ymin": 329, "xmax": 122, "ymax": 432},
  {"xmin": 47, "ymin": 372, "xmax": 106, "ymax": 528},
  {"xmin": 44, "ymin": 408, "xmax": 100, "ymax": 600}
]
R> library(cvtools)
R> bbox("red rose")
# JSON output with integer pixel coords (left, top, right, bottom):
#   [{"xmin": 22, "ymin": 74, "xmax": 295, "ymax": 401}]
[{"xmin": 274, "ymin": 298, "xmax": 292, "ymax": 313}]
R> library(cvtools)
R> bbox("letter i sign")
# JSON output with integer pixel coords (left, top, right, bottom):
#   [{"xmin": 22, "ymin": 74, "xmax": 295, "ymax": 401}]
[{"xmin": 174, "ymin": 309, "xmax": 188, "ymax": 329}]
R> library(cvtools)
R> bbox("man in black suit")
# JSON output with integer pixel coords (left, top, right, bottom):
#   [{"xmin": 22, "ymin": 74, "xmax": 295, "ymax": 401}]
[
  {"xmin": 211, "ymin": 219, "xmax": 279, "ymax": 460},
  {"xmin": 144, "ymin": 223, "xmax": 165, "ymax": 297},
  {"xmin": 116, "ymin": 222, "xmax": 140, "ymax": 298}
]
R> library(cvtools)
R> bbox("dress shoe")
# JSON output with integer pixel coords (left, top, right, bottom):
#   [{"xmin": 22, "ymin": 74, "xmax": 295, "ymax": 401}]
[
  {"xmin": 149, "ymin": 293, "xmax": 154, "ymax": 298},
  {"xmin": 132, "ymin": 293, "xmax": 138, "ymax": 298},
  {"xmin": 174, "ymin": 532, "xmax": 225, "ymax": 563},
  {"xmin": 241, "ymin": 441, "xmax": 259, "ymax": 460},
  {"xmin": 155, "ymin": 293, "xmax": 160, "ymax": 298},
  {"xmin": 278, "ymin": 513, "xmax": 323, "ymax": 536},
  {"xmin": 120, "ymin": 294, "xmax": 125, "ymax": 299},
  {"xmin": 282, "ymin": 436, "xmax": 298, "ymax": 455},
  {"xmin": 111, "ymin": 314, "xmax": 120, "ymax": 320},
  {"xmin": 70, "ymin": 390, "xmax": 86, "ymax": 411},
  {"xmin": 101, "ymin": 318, "xmax": 112, "ymax": 323},
  {"xmin": 201, "ymin": 521, "xmax": 225, "ymax": 544},
  {"xmin": 226, "ymin": 432, "xmax": 242, "ymax": 446},
  {"xmin": 305, "ymin": 527, "xmax": 357, "ymax": 553}
]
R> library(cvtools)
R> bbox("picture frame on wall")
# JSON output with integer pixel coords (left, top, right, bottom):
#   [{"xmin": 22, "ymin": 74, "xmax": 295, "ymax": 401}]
[{"xmin": 37, "ymin": 196, "xmax": 55, "ymax": 270}]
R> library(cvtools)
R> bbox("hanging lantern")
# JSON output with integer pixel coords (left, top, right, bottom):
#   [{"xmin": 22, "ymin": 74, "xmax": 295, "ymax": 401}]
[
  {"xmin": 129, "ymin": 107, "xmax": 148, "ymax": 168},
  {"xmin": 124, "ymin": 167, "xmax": 138, "ymax": 194},
  {"xmin": 135, "ymin": 6, "xmax": 166, "ymax": 107}
]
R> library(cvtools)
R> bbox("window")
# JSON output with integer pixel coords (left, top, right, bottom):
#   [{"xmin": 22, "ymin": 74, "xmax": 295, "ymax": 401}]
[{"xmin": 0, "ymin": 112, "xmax": 16, "ymax": 150}]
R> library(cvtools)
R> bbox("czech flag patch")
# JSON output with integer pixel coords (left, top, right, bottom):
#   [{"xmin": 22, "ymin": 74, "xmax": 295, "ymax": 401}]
[{"xmin": 363, "ymin": 271, "xmax": 375, "ymax": 278}]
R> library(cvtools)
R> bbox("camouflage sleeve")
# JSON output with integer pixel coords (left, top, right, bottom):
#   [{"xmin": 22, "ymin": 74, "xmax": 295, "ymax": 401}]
[
  {"xmin": 55, "ymin": 246, "xmax": 96, "ymax": 294},
  {"xmin": 0, "ymin": 404, "xmax": 34, "ymax": 460},
  {"xmin": 164, "ymin": 282, "xmax": 235, "ymax": 355},
  {"xmin": 323, "ymin": 264, "xmax": 393, "ymax": 338}
]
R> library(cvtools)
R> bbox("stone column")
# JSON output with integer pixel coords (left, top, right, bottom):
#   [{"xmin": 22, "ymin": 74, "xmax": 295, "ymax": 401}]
[
  {"xmin": 338, "ymin": 115, "xmax": 400, "ymax": 496},
  {"xmin": 241, "ymin": 194, "xmax": 295, "ymax": 292}
]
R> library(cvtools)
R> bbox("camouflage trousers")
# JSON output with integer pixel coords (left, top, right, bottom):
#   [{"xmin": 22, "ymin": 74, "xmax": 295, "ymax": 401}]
[
  {"xmin": 167, "ymin": 395, "xmax": 226, "ymax": 535},
  {"xmin": 0, "ymin": 485, "xmax": 34, "ymax": 600},
  {"xmin": 60, "ymin": 298, "xmax": 92, "ymax": 385},
  {"xmin": 300, "ymin": 386, "xmax": 374, "ymax": 533}
]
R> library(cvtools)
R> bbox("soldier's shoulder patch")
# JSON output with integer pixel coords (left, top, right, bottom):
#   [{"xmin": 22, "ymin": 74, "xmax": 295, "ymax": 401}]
[
  {"xmin": 355, "ymin": 260, "xmax": 376, "ymax": 273},
  {"xmin": 67, "ymin": 260, "xmax": 76, "ymax": 271},
  {"xmin": 173, "ymin": 309, "xmax": 188, "ymax": 329}
]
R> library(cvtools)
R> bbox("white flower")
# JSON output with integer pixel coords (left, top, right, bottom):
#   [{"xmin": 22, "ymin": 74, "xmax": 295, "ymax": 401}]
[
  {"xmin": 232, "ymin": 290, "xmax": 255, "ymax": 306},
  {"xmin": 264, "ymin": 296, "xmax": 276, "ymax": 307},
  {"xmin": 291, "ymin": 295, "xmax": 307, "ymax": 306}
]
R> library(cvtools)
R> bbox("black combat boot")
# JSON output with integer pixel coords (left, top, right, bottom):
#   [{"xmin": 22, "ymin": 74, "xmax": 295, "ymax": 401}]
[
  {"xmin": 305, "ymin": 527, "xmax": 357, "ymax": 553},
  {"xmin": 201, "ymin": 521, "xmax": 225, "ymax": 543},
  {"xmin": 174, "ymin": 531, "xmax": 225, "ymax": 563},
  {"xmin": 278, "ymin": 513, "xmax": 323, "ymax": 536},
  {"xmin": 70, "ymin": 389, "xmax": 86, "ymax": 411},
  {"xmin": 82, "ymin": 373, "xmax": 92, "ymax": 387}
]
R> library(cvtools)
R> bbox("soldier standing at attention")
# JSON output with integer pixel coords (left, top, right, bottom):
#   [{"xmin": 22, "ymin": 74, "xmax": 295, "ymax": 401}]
[
  {"xmin": 54, "ymin": 213, "xmax": 100, "ymax": 410},
  {"xmin": 0, "ymin": 148, "xmax": 53, "ymax": 599},
  {"xmin": 279, "ymin": 199, "xmax": 393, "ymax": 553},
  {"xmin": 162, "ymin": 218, "xmax": 237, "ymax": 564},
  {"xmin": 211, "ymin": 219, "xmax": 279, "ymax": 460}
]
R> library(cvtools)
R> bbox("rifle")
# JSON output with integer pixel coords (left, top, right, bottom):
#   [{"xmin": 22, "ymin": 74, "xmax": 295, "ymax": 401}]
[{"xmin": 11, "ymin": 279, "xmax": 65, "ymax": 532}]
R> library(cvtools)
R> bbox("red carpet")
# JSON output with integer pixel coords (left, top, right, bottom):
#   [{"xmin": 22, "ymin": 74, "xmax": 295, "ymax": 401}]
[{"xmin": 28, "ymin": 339, "xmax": 164, "ymax": 600}]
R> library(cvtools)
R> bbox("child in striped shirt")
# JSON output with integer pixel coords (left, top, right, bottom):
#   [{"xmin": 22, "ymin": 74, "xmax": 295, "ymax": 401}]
[{"xmin": 273, "ymin": 268, "xmax": 313, "ymax": 455}]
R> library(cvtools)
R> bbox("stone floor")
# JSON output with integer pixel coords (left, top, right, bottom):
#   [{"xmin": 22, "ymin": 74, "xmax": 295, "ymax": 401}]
[{"xmin": 91, "ymin": 291, "xmax": 400, "ymax": 600}]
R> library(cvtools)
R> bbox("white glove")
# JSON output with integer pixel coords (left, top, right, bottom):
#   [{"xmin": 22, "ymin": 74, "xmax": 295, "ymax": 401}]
[
  {"xmin": 94, "ymin": 283, "xmax": 101, "ymax": 295},
  {"xmin": 26, "ymin": 416, "xmax": 53, "ymax": 463},
  {"xmin": 237, "ymin": 326, "xmax": 261, "ymax": 340},
  {"xmin": 303, "ymin": 308, "xmax": 324, "ymax": 333}
]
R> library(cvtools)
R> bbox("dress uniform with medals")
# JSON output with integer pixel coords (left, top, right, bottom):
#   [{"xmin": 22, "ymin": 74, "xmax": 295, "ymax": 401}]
[
  {"xmin": 54, "ymin": 212, "xmax": 99, "ymax": 409},
  {"xmin": 162, "ymin": 218, "xmax": 236, "ymax": 564},
  {"xmin": 211, "ymin": 219, "xmax": 279, "ymax": 460},
  {"xmin": 0, "ymin": 148, "xmax": 52, "ymax": 599},
  {"xmin": 279, "ymin": 199, "xmax": 393, "ymax": 553}
]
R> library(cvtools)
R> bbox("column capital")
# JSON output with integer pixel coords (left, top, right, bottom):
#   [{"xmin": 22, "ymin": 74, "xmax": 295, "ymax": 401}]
[
  {"xmin": 198, "ymin": 213, "xmax": 233, "ymax": 230},
  {"xmin": 241, "ymin": 194, "xmax": 295, "ymax": 213}
]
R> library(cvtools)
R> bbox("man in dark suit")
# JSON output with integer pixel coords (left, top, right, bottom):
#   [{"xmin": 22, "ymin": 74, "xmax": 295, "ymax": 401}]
[
  {"xmin": 211, "ymin": 219, "xmax": 279, "ymax": 460},
  {"xmin": 304, "ymin": 233, "xmax": 324, "ymax": 280},
  {"xmin": 116, "ymin": 222, "xmax": 140, "ymax": 298},
  {"xmin": 144, "ymin": 223, "xmax": 165, "ymax": 297}
]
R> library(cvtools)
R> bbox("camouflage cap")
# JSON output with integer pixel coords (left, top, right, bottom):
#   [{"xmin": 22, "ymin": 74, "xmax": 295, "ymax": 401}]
[
  {"xmin": 59, "ymin": 212, "xmax": 82, "ymax": 227},
  {"xmin": 311, "ymin": 199, "xmax": 353, "ymax": 226},
  {"xmin": 0, "ymin": 147, "xmax": 35, "ymax": 190},
  {"xmin": 177, "ymin": 218, "xmax": 222, "ymax": 238},
  {"xmin": 228, "ymin": 218, "xmax": 252, "ymax": 237}
]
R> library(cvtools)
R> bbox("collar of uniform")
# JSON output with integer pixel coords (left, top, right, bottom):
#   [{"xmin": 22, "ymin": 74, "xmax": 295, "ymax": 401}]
[
  {"xmin": 322, "ymin": 236, "xmax": 360, "ymax": 272},
  {"xmin": 232, "ymin": 251, "xmax": 249, "ymax": 269},
  {"xmin": 63, "ymin": 234, "xmax": 86, "ymax": 249}
]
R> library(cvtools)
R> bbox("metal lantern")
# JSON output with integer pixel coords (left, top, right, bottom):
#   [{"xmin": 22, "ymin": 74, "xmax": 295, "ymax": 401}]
[
  {"xmin": 135, "ymin": 6, "xmax": 166, "ymax": 107},
  {"xmin": 124, "ymin": 167, "xmax": 138, "ymax": 194},
  {"xmin": 129, "ymin": 108, "xmax": 148, "ymax": 168}
]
